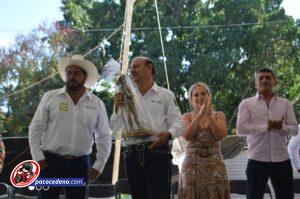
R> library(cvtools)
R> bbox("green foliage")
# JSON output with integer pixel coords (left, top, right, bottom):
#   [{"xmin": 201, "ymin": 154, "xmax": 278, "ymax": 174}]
[
  {"xmin": 61, "ymin": 0, "xmax": 300, "ymax": 130},
  {"xmin": 0, "ymin": 0, "xmax": 299, "ymax": 136},
  {"xmin": 0, "ymin": 111, "xmax": 5, "ymax": 135},
  {"xmin": 0, "ymin": 24, "xmax": 66, "ymax": 136},
  {"xmin": 92, "ymin": 81, "xmax": 114, "ymax": 117}
]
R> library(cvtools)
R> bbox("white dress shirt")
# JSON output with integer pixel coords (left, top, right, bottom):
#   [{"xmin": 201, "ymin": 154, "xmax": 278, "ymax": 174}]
[
  {"xmin": 237, "ymin": 93, "xmax": 298, "ymax": 162},
  {"xmin": 288, "ymin": 124, "xmax": 300, "ymax": 170},
  {"xmin": 29, "ymin": 87, "xmax": 111, "ymax": 172},
  {"xmin": 110, "ymin": 82, "xmax": 183, "ymax": 145}
]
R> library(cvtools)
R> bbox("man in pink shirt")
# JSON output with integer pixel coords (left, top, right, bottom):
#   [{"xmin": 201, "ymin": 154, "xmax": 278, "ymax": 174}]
[{"xmin": 237, "ymin": 68, "xmax": 298, "ymax": 199}]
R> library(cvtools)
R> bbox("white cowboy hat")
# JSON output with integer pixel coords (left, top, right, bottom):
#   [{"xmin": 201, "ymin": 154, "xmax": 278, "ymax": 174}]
[{"xmin": 57, "ymin": 55, "xmax": 100, "ymax": 88}]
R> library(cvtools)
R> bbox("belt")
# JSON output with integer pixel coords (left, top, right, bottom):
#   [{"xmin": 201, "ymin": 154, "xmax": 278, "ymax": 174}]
[
  {"xmin": 43, "ymin": 151, "xmax": 85, "ymax": 160},
  {"xmin": 126, "ymin": 142, "xmax": 153, "ymax": 152},
  {"xmin": 126, "ymin": 142, "xmax": 171, "ymax": 152}
]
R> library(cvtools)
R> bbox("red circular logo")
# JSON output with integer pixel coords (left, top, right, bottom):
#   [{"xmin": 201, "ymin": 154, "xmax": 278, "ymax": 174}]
[{"xmin": 10, "ymin": 160, "xmax": 40, "ymax": 188}]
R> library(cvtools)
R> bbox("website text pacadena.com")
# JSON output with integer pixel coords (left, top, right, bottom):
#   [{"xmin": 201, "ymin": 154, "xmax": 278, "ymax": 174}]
[{"xmin": 33, "ymin": 178, "xmax": 86, "ymax": 187}]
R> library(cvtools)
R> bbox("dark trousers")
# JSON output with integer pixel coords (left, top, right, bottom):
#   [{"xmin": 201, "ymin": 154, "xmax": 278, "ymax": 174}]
[
  {"xmin": 246, "ymin": 159, "xmax": 294, "ymax": 199},
  {"xmin": 38, "ymin": 151, "xmax": 90, "ymax": 199},
  {"xmin": 124, "ymin": 143, "xmax": 172, "ymax": 199}
]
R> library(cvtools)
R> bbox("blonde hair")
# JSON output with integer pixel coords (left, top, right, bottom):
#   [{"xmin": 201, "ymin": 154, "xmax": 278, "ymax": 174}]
[{"xmin": 188, "ymin": 82, "xmax": 213, "ymax": 113}]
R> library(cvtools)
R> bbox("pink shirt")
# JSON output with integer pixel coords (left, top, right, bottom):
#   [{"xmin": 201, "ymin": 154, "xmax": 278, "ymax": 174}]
[{"xmin": 237, "ymin": 93, "xmax": 298, "ymax": 162}]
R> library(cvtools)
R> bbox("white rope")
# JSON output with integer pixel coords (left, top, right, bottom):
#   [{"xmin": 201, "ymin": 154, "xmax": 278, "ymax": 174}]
[
  {"xmin": 228, "ymin": 66, "xmax": 259, "ymax": 127},
  {"xmin": 1, "ymin": 17, "xmax": 292, "ymax": 101},
  {"xmin": 154, "ymin": 0, "xmax": 170, "ymax": 89},
  {"xmin": 83, "ymin": 24, "xmax": 123, "ymax": 58},
  {"xmin": 0, "ymin": 20, "xmax": 291, "ymax": 33},
  {"xmin": 0, "ymin": 25, "xmax": 123, "ymax": 101},
  {"xmin": 0, "ymin": 73, "xmax": 58, "ymax": 101},
  {"xmin": 228, "ymin": 77, "xmax": 255, "ymax": 126}
]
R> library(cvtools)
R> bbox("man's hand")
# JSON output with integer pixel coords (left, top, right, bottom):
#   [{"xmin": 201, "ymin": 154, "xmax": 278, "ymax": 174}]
[
  {"xmin": 273, "ymin": 116, "xmax": 284, "ymax": 129},
  {"xmin": 268, "ymin": 120, "xmax": 274, "ymax": 131},
  {"xmin": 38, "ymin": 159, "xmax": 48, "ymax": 170},
  {"xmin": 89, "ymin": 168, "xmax": 101, "ymax": 182},
  {"xmin": 268, "ymin": 117, "xmax": 284, "ymax": 131},
  {"xmin": 149, "ymin": 132, "xmax": 171, "ymax": 149},
  {"xmin": 273, "ymin": 119, "xmax": 283, "ymax": 129},
  {"xmin": 114, "ymin": 92, "xmax": 124, "ymax": 112}
]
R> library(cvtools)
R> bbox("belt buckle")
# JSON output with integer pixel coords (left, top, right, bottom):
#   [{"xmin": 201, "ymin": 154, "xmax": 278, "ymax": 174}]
[{"xmin": 135, "ymin": 144, "xmax": 146, "ymax": 151}]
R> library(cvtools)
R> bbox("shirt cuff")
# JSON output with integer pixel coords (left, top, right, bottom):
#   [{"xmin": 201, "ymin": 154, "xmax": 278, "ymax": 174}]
[
  {"xmin": 295, "ymin": 162, "xmax": 300, "ymax": 171},
  {"xmin": 278, "ymin": 125, "xmax": 288, "ymax": 136},
  {"xmin": 32, "ymin": 151, "xmax": 46, "ymax": 162},
  {"xmin": 92, "ymin": 160, "xmax": 105, "ymax": 172}
]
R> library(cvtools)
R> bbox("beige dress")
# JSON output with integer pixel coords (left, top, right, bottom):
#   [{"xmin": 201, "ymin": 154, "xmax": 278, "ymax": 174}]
[{"xmin": 178, "ymin": 129, "xmax": 230, "ymax": 199}]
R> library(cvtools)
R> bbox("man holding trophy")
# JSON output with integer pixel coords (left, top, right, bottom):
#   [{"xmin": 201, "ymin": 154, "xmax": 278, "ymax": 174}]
[{"xmin": 111, "ymin": 56, "xmax": 183, "ymax": 199}]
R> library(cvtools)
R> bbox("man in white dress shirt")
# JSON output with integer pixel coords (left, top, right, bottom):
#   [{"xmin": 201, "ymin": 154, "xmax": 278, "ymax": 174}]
[
  {"xmin": 288, "ymin": 124, "xmax": 300, "ymax": 172},
  {"xmin": 111, "ymin": 56, "xmax": 183, "ymax": 199},
  {"xmin": 29, "ymin": 55, "xmax": 111, "ymax": 199}
]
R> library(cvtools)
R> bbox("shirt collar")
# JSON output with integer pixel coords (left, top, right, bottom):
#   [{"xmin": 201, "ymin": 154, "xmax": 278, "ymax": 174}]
[
  {"xmin": 143, "ymin": 82, "xmax": 158, "ymax": 96},
  {"xmin": 85, "ymin": 90, "xmax": 92, "ymax": 99},
  {"xmin": 255, "ymin": 92, "xmax": 277, "ymax": 101},
  {"xmin": 135, "ymin": 82, "xmax": 158, "ymax": 96},
  {"xmin": 58, "ymin": 87, "xmax": 67, "ymax": 95},
  {"xmin": 57, "ymin": 86, "xmax": 92, "ymax": 99},
  {"xmin": 151, "ymin": 82, "xmax": 159, "ymax": 93}
]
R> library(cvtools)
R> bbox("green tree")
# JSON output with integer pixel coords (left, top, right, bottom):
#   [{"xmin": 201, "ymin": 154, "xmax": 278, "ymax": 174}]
[
  {"xmin": 0, "ymin": 23, "xmax": 66, "ymax": 136},
  {"xmin": 0, "ymin": 0, "xmax": 299, "ymax": 136},
  {"xmin": 61, "ymin": 0, "xmax": 300, "ymax": 131}
]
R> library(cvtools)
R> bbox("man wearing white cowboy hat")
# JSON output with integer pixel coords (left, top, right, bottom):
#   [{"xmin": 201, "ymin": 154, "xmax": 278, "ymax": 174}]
[{"xmin": 29, "ymin": 55, "xmax": 111, "ymax": 199}]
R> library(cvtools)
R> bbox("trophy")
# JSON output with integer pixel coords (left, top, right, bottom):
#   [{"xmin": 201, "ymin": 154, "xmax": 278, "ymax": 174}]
[
  {"xmin": 103, "ymin": 58, "xmax": 155, "ymax": 139},
  {"xmin": 115, "ymin": 74, "xmax": 153, "ymax": 138}
]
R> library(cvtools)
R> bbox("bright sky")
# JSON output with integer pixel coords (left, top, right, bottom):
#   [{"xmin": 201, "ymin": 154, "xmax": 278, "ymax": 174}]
[
  {"xmin": 0, "ymin": 0, "xmax": 63, "ymax": 47},
  {"xmin": 0, "ymin": 0, "xmax": 299, "ymax": 48}
]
